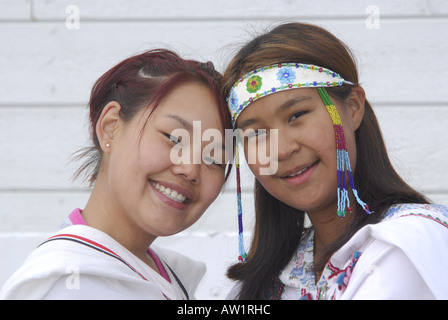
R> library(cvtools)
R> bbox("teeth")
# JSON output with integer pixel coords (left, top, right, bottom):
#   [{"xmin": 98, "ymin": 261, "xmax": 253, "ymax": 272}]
[
  {"xmin": 287, "ymin": 168, "xmax": 307, "ymax": 178},
  {"xmin": 286, "ymin": 164, "xmax": 313, "ymax": 178},
  {"xmin": 150, "ymin": 181, "xmax": 187, "ymax": 203}
]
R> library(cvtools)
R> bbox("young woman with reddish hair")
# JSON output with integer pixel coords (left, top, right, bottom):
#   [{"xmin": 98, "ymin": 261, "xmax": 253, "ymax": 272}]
[{"xmin": 1, "ymin": 49, "xmax": 232, "ymax": 300}]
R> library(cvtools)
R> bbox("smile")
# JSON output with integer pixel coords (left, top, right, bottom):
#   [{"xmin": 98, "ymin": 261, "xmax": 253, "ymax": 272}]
[
  {"xmin": 150, "ymin": 181, "xmax": 188, "ymax": 204},
  {"xmin": 281, "ymin": 160, "xmax": 319, "ymax": 186},
  {"xmin": 284, "ymin": 160, "xmax": 319, "ymax": 178}
]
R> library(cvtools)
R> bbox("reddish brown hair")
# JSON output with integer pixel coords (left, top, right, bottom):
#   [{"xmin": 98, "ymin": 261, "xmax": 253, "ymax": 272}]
[{"xmin": 74, "ymin": 49, "xmax": 231, "ymax": 184}]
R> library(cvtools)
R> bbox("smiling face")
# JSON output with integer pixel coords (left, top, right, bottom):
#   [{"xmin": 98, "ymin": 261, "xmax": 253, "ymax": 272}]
[
  {"xmin": 98, "ymin": 82, "xmax": 227, "ymax": 241},
  {"xmin": 236, "ymin": 87, "xmax": 359, "ymax": 215}
]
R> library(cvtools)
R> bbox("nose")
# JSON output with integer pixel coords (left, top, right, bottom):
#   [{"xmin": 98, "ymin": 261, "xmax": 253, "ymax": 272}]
[
  {"xmin": 276, "ymin": 129, "xmax": 300, "ymax": 161},
  {"xmin": 172, "ymin": 163, "xmax": 200, "ymax": 184}
]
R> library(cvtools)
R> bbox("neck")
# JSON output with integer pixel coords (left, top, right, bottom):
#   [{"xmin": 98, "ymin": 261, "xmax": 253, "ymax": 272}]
[
  {"xmin": 307, "ymin": 204, "xmax": 354, "ymax": 261},
  {"xmin": 307, "ymin": 205, "xmax": 353, "ymax": 284}
]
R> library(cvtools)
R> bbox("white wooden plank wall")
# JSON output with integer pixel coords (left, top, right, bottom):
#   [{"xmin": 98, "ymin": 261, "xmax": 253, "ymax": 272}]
[{"xmin": 1, "ymin": 0, "xmax": 447, "ymax": 299}]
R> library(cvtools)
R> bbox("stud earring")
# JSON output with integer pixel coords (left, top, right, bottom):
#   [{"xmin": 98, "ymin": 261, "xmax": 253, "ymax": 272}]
[{"xmin": 105, "ymin": 143, "xmax": 110, "ymax": 148}]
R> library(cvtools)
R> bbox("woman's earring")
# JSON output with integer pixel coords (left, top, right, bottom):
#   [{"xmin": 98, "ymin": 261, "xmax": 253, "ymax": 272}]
[{"xmin": 105, "ymin": 143, "xmax": 110, "ymax": 148}]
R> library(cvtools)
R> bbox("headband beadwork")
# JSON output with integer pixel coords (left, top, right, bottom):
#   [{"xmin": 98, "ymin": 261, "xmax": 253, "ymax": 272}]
[
  {"xmin": 227, "ymin": 62, "xmax": 353, "ymax": 126},
  {"xmin": 227, "ymin": 63, "xmax": 369, "ymax": 263}
]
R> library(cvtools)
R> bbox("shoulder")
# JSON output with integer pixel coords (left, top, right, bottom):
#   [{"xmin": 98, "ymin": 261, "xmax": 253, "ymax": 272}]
[
  {"xmin": 0, "ymin": 227, "xmax": 83, "ymax": 299},
  {"xmin": 338, "ymin": 203, "xmax": 448, "ymax": 299},
  {"xmin": 0, "ymin": 225, "xmax": 150, "ymax": 299},
  {"xmin": 369, "ymin": 203, "xmax": 448, "ymax": 248},
  {"xmin": 383, "ymin": 203, "xmax": 448, "ymax": 225},
  {"xmin": 338, "ymin": 204, "xmax": 448, "ymax": 254}
]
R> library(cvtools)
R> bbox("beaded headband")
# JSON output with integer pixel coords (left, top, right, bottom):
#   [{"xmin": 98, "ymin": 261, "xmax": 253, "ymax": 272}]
[
  {"xmin": 228, "ymin": 63, "xmax": 353, "ymax": 126},
  {"xmin": 227, "ymin": 63, "xmax": 370, "ymax": 263}
]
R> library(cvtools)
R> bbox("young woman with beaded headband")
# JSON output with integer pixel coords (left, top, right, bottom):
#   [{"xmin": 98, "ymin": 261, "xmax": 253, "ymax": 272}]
[
  {"xmin": 222, "ymin": 22, "xmax": 448, "ymax": 300},
  {"xmin": 1, "ymin": 49, "xmax": 232, "ymax": 300}
]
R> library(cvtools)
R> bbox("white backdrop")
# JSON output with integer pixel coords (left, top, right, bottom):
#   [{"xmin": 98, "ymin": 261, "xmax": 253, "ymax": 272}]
[{"xmin": 1, "ymin": 0, "xmax": 447, "ymax": 299}]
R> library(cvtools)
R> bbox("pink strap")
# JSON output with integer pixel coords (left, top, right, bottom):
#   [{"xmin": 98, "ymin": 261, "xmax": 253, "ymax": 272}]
[
  {"xmin": 68, "ymin": 208, "xmax": 87, "ymax": 226},
  {"xmin": 147, "ymin": 248, "xmax": 171, "ymax": 282}
]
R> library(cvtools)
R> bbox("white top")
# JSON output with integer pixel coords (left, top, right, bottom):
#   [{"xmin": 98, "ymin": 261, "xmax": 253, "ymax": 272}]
[
  {"xmin": 0, "ymin": 224, "xmax": 206, "ymax": 300},
  {"xmin": 228, "ymin": 203, "xmax": 448, "ymax": 300}
]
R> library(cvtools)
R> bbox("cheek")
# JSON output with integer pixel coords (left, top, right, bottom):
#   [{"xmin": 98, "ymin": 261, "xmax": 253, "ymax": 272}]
[
  {"xmin": 303, "ymin": 115, "xmax": 337, "ymax": 162},
  {"xmin": 315, "ymin": 130, "xmax": 337, "ymax": 163},
  {"xmin": 137, "ymin": 139, "xmax": 173, "ymax": 173},
  {"xmin": 199, "ymin": 171, "xmax": 225, "ymax": 206},
  {"xmin": 107, "ymin": 144, "xmax": 136, "ymax": 183}
]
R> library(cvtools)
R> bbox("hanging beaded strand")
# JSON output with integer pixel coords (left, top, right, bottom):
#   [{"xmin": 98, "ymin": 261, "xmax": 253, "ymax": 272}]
[
  {"xmin": 317, "ymin": 87, "xmax": 370, "ymax": 218},
  {"xmin": 235, "ymin": 138, "xmax": 247, "ymax": 262}
]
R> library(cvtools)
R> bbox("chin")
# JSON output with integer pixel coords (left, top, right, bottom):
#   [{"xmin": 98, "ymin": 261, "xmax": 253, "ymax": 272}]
[
  {"xmin": 278, "ymin": 195, "xmax": 324, "ymax": 213},
  {"xmin": 151, "ymin": 221, "xmax": 192, "ymax": 237}
]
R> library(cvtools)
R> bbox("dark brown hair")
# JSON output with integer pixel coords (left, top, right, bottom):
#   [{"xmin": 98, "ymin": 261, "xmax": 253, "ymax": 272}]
[
  {"xmin": 222, "ymin": 22, "xmax": 429, "ymax": 299},
  {"xmin": 74, "ymin": 49, "xmax": 232, "ymax": 185}
]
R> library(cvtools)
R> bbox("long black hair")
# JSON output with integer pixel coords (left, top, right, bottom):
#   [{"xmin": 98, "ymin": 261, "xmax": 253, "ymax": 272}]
[{"xmin": 222, "ymin": 22, "xmax": 429, "ymax": 300}]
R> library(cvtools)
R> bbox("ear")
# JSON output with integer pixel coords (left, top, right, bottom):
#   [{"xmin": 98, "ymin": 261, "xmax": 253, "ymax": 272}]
[
  {"xmin": 95, "ymin": 101, "xmax": 122, "ymax": 152},
  {"xmin": 346, "ymin": 86, "xmax": 366, "ymax": 131}
]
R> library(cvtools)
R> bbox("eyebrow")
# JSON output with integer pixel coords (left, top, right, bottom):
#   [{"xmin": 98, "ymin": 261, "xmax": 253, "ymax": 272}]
[
  {"xmin": 279, "ymin": 96, "xmax": 312, "ymax": 111},
  {"xmin": 236, "ymin": 95, "xmax": 312, "ymax": 129},
  {"xmin": 166, "ymin": 114, "xmax": 193, "ymax": 131}
]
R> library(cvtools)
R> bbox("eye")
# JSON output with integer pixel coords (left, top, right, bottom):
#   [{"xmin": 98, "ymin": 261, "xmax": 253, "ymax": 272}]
[
  {"xmin": 165, "ymin": 133, "xmax": 182, "ymax": 144},
  {"xmin": 203, "ymin": 156, "xmax": 226, "ymax": 169},
  {"xmin": 245, "ymin": 129, "xmax": 267, "ymax": 139},
  {"xmin": 289, "ymin": 111, "xmax": 307, "ymax": 123}
]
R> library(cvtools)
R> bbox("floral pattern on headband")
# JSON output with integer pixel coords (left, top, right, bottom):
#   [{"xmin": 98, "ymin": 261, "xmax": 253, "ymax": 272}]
[
  {"xmin": 246, "ymin": 75, "xmax": 262, "ymax": 93},
  {"xmin": 277, "ymin": 67, "xmax": 296, "ymax": 85},
  {"xmin": 228, "ymin": 88, "xmax": 239, "ymax": 113}
]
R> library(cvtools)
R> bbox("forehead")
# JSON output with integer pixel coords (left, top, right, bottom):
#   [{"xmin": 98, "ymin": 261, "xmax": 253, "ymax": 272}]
[{"xmin": 153, "ymin": 82, "xmax": 224, "ymax": 129}]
